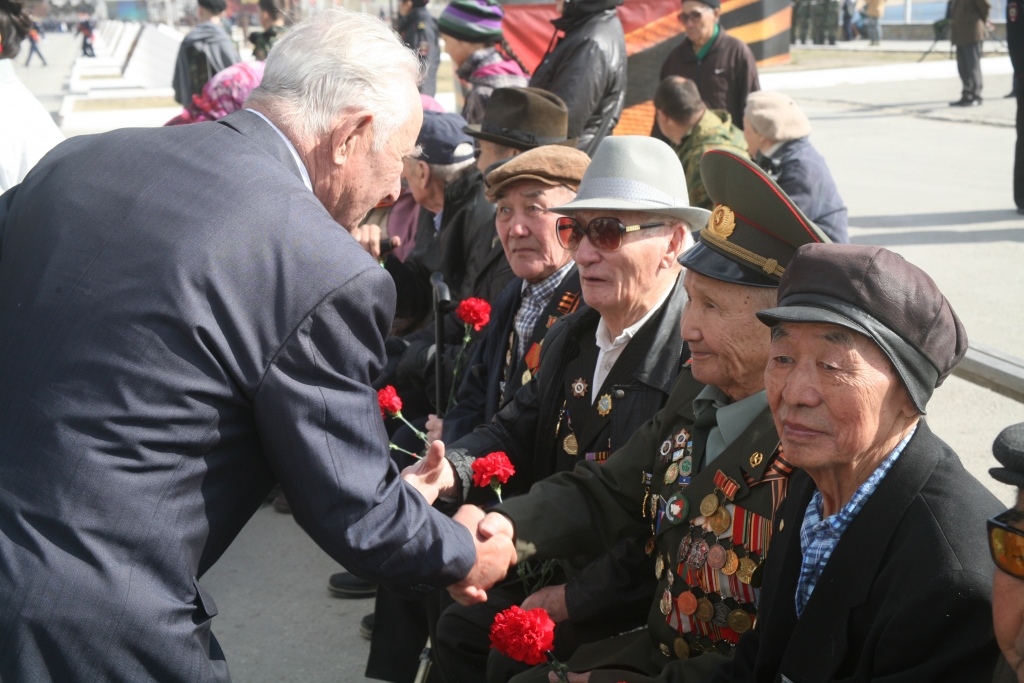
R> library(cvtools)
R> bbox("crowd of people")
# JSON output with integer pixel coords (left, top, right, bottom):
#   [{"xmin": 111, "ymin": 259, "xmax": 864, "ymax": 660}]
[{"xmin": 1, "ymin": 2, "xmax": 1024, "ymax": 683}]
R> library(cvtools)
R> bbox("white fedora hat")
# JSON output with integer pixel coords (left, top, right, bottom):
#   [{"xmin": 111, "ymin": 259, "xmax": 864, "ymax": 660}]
[{"xmin": 551, "ymin": 136, "xmax": 711, "ymax": 228}]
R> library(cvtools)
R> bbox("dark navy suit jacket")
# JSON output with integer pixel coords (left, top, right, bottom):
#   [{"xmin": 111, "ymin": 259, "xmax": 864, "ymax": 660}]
[{"xmin": 0, "ymin": 110, "xmax": 475, "ymax": 682}]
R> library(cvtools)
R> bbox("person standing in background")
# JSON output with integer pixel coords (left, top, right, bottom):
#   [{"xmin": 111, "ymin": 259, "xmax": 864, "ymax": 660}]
[
  {"xmin": 657, "ymin": 0, "xmax": 760, "ymax": 132},
  {"xmin": 437, "ymin": 0, "xmax": 528, "ymax": 125},
  {"xmin": 950, "ymin": 0, "xmax": 992, "ymax": 105},
  {"xmin": 397, "ymin": 0, "xmax": 440, "ymax": 97},
  {"xmin": 249, "ymin": 0, "xmax": 288, "ymax": 61},
  {"xmin": 74, "ymin": 10, "xmax": 94, "ymax": 56},
  {"xmin": 528, "ymin": 0, "xmax": 626, "ymax": 154},
  {"xmin": 1009, "ymin": 0, "xmax": 1024, "ymax": 212},
  {"xmin": 23, "ymin": 16, "xmax": 45, "ymax": 66},
  {"xmin": 172, "ymin": 0, "xmax": 240, "ymax": 106},
  {"xmin": 863, "ymin": 0, "xmax": 884, "ymax": 44}
]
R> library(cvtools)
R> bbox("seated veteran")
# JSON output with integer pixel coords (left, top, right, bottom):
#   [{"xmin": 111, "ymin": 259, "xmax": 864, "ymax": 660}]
[
  {"xmin": 427, "ymin": 149, "xmax": 829, "ymax": 683},
  {"xmin": 404, "ymin": 135, "xmax": 708, "ymax": 683},
  {"xmin": 988, "ymin": 423, "xmax": 1024, "ymax": 683},
  {"xmin": 428, "ymin": 144, "xmax": 592, "ymax": 444},
  {"xmin": 653, "ymin": 76, "xmax": 748, "ymax": 211}
]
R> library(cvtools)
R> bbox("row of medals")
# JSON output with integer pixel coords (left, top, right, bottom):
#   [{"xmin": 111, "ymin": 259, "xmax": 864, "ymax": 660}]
[{"xmin": 650, "ymin": 429, "xmax": 756, "ymax": 657}]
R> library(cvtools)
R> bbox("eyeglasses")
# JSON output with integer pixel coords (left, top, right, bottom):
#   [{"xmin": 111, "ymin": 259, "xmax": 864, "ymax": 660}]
[
  {"xmin": 988, "ymin": 508, "xmax": 1024, "ymax": 579},
  {"xmin": 680, "ymin": 9, "xmax": 709, "ymax": 23},
  {"xmin": 555, "ymin": 217, "xmax": 666, "ymax": 252}
]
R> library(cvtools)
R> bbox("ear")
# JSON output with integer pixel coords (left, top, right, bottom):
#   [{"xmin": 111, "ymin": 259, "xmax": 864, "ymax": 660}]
[
  {"xmin": 330, "ymin": 113, "xmax": 375, "ymax": 166},
  {"xmin": 662, "ymin": 223, "xmax": 688, "ymax": 268},
  {"xmin": 414, "ymin": 160, "xmax": 431, "ymax": 189}
]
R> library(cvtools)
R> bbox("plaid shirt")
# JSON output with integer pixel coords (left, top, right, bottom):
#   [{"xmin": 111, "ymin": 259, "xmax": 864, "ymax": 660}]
[
  {"xmin": 795, "ymin": 425, "xmax": 917, "ymax": 618},
  {"xmin": 512, "ymin": 263, "xmax": 574, "ymax": 366}
]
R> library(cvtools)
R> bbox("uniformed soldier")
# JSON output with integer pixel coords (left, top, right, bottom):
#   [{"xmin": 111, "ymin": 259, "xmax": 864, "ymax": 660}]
[
  {"xmin": 248, "ymin": 0, "xmax": 288, "ymax": 61},
  {"xmin": 810, "ymin": 0, "xmax": 839, "ymax": 44},
  {"xmin": 434, "ymin": 150, "xmax": 830, "ymax": 683},
  {"xmin": 792, "ymin": 0, "xmax": 811, "ymax": 43},
  {"xmin": 396, "ymin": 0, "xmax": 441, "ymax": 96}
]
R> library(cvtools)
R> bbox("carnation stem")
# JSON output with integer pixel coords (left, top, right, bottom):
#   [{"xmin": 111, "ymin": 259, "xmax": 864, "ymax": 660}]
[
  {"xmin": 491, "ymin": 481, "xmax": 503, "ymax": 503},
  {"xmin": 447, "ymin": 325, "xmax": 472, "ymax": 411},
  {"xmin": 545, "ymin": 652, "xmax": 570, "ymax": 683},
  {"xmin": 389, "ymin": 442, "xmax": 421, "ymax": 459},
  {"xmin": 395, "ymin": 412, "xmax": 431, "ymax": 448}
]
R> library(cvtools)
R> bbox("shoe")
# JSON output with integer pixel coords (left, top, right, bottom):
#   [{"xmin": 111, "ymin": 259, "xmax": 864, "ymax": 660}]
[
  {"xmin": 359, "ymin": 613, "xmax": 374, "ymax": 640},
  {"xmin": 328, "ymin": 571, "xmax": 378, "ymax": 599},
  {"xmin": 950, "ymin": 96, "xmax": 975, "ymax": 106},
  {"xmin": 271, "ymin": 494, "xmax": 291, "ymax": 514}
]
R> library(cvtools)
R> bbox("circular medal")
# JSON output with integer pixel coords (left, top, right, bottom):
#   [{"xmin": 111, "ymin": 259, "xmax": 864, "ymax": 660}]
[
  {"xmin": 563, "ymin": 433, "xmax": 578, "ymax": 455},
  {"xmin": 660, "ymin": 440, "xmax": 672, "ymax": 457},
  {"xmin": 709, "ymin": 506, "xmax": 732, "ymax": 535},
  {"xmin": 712, "ymin": 601, "xmax": 730, "ymax": 627},
  {"xmin": 678, "ymin": 456, "xmax": 693, "ymax": 477},
  {"xmin": 700, "ymin": 493, "xmax": 719, "ymax": 517},
  {"xmin": 706, "ymin": 544, "xmax": 727, "ymax": 570},
  {"xmin": 721, "ymin": 549, "xmax": 740, "ymax": 576},
  {"xmin": 694, "ymin": 597, "xmax": 714, "ymax": 622},
  {"xmin": 645, "ymin": 537, "xmax": 655, "ymax": 555},
  {"xmin": 664, "ymin": 493, "xmax": 688, "ymax": 525},
  {"xmin": 660, "ymin": 589, "xmax": 672, "ymax": 615},
  {"xmin": 676, "ymin": 590, "xmax": 697, "ymax": 616},
  {"xmin": 655, "ymin": 553, "xmax": 665, "ymax": 580},
  {"xmin": 736, "ymin": 557, "xmax": 757, "ymax": 585},
  {"xmin": 728, "ymin": 609, "xmax": 753, "ymax": 634},
  {"xmin": 673, "ymin": 637, "xmax": 690, "ymax": 660},
  {"xmin": 659, "ymin": 643, "xmax": 671, "ymax": 657},
  {"xmin": 674, "ymin": 430, "xmax": 689, "ymax": 447},
  {"xmin": 677, "ymin": 535, "xmax": 693, "ymax": 565},
  {"xmin": 664, "ymin": 463, "xmax": 679, "ymax": 485}
]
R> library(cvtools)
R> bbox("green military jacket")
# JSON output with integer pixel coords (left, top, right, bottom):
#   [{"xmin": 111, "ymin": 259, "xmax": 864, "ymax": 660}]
[
  {"xmin": 497, "ymin": 362, "xmax": 792, "ymax": 678},
  {"xmin": 676, "ymin": 110, "xmax": 749, "ymax": 211},
  {"xmin": 251, "ymin": 25, "xmax": 288, "ymax": 61}
]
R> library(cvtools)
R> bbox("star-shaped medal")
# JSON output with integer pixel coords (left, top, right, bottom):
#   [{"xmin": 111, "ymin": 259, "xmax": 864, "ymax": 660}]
[{"xmin": 571, "ymin": 378, "xmax": 588, "ymax": 398}]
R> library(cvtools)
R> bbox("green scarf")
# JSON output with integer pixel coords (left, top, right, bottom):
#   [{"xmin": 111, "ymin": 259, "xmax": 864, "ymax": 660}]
[{"xmin": 695, "ymin": 22, "xmax": 720, "ymax": 63}]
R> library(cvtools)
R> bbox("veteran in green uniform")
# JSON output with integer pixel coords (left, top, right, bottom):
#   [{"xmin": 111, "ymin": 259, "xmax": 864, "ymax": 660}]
[{"xmin": 447, "ymin": 150, "xmax": 830, "ymax": 683}]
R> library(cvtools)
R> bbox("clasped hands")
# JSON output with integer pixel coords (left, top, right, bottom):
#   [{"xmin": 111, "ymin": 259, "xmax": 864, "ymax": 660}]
[{"xmin": 402, "ymin": 440, "xmax": 517, "ymax": 606}]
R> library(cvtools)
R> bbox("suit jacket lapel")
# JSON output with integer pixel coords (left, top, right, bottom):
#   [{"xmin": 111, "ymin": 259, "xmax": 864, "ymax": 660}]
[
  {"xmin": 777, "ymin": 421, "xmax": 943, "ymax": 682},
  {"xmin": 217, "ymin": 110, "xmax": 306, "ymax": 185}
]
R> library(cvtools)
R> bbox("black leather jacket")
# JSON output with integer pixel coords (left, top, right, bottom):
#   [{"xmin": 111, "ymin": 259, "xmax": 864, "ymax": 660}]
[{"xmin": 529, "ymin": 0, "xmax": 627, "ymax": 154}]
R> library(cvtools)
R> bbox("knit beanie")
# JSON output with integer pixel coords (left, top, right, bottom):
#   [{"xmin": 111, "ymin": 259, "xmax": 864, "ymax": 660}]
[{"xmin": 438, "ymin": 0, "xmax": 504, "ymax": 43}]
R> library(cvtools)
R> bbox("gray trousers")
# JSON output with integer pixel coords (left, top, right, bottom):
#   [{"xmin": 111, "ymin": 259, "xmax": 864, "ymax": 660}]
[{"xmin": 957, "ymin": 41, "xmax": 984, "ymax": 99}]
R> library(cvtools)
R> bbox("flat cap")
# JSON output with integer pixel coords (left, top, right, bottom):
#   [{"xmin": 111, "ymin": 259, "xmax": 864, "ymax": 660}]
[
  {"xmin": 679, "ymin": 150, "xmax": 829, "ymax": 287},
  {"xmin": 744, "ymin": 91, "xmax": 811, "ymax": 143},
  {"xmin": 991, "ymin": 423, "xmax": 1024, "ymax": 489},
  {"xmin": 757, "ymin": 244, "xmax": 968, "ymax": 413},
  {"xmin": 485, "ymin": 146, "xmax": 591, "ymax": 202}
]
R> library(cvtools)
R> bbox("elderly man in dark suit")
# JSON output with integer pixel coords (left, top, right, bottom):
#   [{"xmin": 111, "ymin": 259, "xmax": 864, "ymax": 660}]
[{"xmin": 0, "ymin": 10, "xmax": 514, "ymax": 683}]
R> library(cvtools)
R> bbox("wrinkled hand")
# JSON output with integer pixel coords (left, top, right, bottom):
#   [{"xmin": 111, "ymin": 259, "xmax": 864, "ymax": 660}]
[
  {"xmin": 548, "ymin": 672, "xmax": 589, "ymax": 683},
  {"xmin": 401, "ymin": 440, "xmax": 456, "ymax": 504},
  {"xmin": 520, "ymin": 584, "xmax": 569, "ymax": 623},
  {"xmin": 478, "ymin": 511, "xmax": 515, "ymax": 541},
  {"xmin": 350, "ymin": 223, "xmax": 400, "ymax": 259},
  {"xmin": 448, "ymin": 505, "xmax": 517, "ymax": 605},
  {"xmin": 425, "ymin": 414, "xmax": 443, "ymax": 443}
]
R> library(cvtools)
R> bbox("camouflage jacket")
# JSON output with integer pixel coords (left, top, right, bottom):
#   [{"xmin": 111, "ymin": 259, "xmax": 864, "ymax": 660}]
[
  {"xmin": 676, "ymin": 109, "xmax": 749, "ymax": 210},
  {"xmin": 250, "ymin": 25, "xmax": 288, "ymax": 61}
]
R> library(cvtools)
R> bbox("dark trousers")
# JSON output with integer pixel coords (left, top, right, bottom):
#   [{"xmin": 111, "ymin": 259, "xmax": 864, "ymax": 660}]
[
  {"xmin": 957, "ymin": 41, "xmax": 984, "ymax": 99},
  {"xmin": 366, "ymin": 586, "xmax": 451, "ymax": 683},
  {"xmin": 1016, "ymin": 88, "xmax": 1024, "ymax": 209},
  {"xmin": 82, "ymin": 37, "xmax": 95, "ymax": 57},
  {"xmin": 25, "ymin": 41, "xmax": 46, "ymax": 66}
]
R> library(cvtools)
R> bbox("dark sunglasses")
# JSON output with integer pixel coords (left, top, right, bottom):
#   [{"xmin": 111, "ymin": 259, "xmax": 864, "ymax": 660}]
[
  {"xmin": 680, "ymin": 9, "xmax": 709, "ymax": 22},
  {"xmin": 555, "ymin": 216, "xmax": 666, "ymax": 252},
  {"xmin": 988, "ymin": 508, "xmax": 1024, "ymax": 579}
]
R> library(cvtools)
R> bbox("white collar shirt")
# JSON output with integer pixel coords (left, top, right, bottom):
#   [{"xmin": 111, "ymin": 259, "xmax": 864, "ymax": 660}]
[{"xmin": 246, "ymin": 108, "xmax": 313, "ymax": 193}]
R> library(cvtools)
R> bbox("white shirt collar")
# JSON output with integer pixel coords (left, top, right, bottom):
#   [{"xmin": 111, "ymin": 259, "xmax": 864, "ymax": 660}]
[{"xmin": 245, "ymin": 108, "xmax": 313, "ymax": 193}]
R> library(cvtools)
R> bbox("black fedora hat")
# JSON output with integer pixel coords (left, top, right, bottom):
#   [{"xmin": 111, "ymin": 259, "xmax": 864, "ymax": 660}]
[{"xmin": 464, "ymin": 87, "xmax": 575, "ymax": 150}]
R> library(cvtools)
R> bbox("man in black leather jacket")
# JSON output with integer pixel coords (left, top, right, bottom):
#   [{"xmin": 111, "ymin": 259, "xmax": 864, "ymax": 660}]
[{"xmin": 529, "ymin": 0, "xmax": 627, "ymax": 155}]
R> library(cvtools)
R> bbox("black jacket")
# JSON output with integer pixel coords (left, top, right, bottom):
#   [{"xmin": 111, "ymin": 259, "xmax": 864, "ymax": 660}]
[
  {"xmin": 704, "ymin": 420, "xmax": 1002, "ymax": 683},
  {"xmin": 172, "ymin": 21, "xmax": 240, "ymax": 106},
  {"xmin": 442, "ymin": 268, "xmax": 582, "ymax": 443},
  {"xmin": 397, "ymin": 6, "xmax": 440, "ymax": 97},
  {"xmin": 756, "ymin": 137, "xmax": 849, "ymax": 244},
  {"xmin": 0, "ymin": 110, "xmax": 475, "ymax": 682},
  {"xmin": 529, "ymin": 0, "xmax": 627, "ymax": 153}
]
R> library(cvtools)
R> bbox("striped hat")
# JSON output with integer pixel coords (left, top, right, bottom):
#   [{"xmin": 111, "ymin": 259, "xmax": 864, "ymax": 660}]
[{"xmin": 438, "ymin": 0, "xmax": 504, "ymax": 43}]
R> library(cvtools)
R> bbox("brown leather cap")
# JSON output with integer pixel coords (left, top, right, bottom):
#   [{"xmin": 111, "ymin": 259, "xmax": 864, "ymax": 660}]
[
  {"xmin": 484, "ymin": 145, "xmax": 591, "ymax": 202},
  {"xmin": 756, "ymin": 244, "xmax": 968, "ymax": 413}
]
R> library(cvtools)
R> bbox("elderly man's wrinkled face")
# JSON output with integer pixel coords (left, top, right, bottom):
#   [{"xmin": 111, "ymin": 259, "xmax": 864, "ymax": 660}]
[
  {"xmin": 570, "ymin": 211, "xmax": 685, "ymax": 328},
  {"xmin": 680, "ymin": 270, "xmax": 774, "ymax": 401},
  {"xmin": 765, "ymin": 322, "xmax": 918, "ymax": 477},
  {"xmin": 318, "ymin": 82, "xmax": 423, "ymax": 229},
  {"xmin": 680, "ymin": 0, "xmax": 720, "ymax": 46},
  {"xmin": 994, "ymin": 492, "xmax": 1024, "ymax": 682},
  {"xmin": 495, "ymin": 181, "xmax": 575, "ymax": 284}
]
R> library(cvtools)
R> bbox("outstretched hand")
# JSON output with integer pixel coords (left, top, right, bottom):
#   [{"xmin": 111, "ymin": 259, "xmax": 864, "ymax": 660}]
[
  {"xmin": 447, "ymin": 505, "xmax": 517, "ymax": 605},
  {"xmin": 401, "ymin": 440, "xmax": 456, "ymax": 504}
]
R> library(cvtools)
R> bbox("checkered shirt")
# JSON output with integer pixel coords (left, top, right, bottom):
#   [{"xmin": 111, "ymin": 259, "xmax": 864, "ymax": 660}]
[
  {"xmin": 512, "ymin": 263, "xmax": 573, "ymax": 365},
  {"xmin": 795, "ymin": 425, "xmax": 917, "ymax": 618}
]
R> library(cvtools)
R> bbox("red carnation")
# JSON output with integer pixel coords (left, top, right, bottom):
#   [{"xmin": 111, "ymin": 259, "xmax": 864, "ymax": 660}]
[
  {"xmin": 377, "ymin": 385, "xmax": 403, "ymax": 419},
  {"xmin": 455, "ymin": 297, "xmax": 491, "ymax": 332},
  {"xmin": 489, "ymin": 605, "xmax": 556, "ymax": 666},
  {"xmin": 472, "ymin": 451, "xmax": 514, "ymax": 487}
]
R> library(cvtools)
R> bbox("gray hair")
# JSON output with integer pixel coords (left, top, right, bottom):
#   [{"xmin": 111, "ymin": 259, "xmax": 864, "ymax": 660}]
[
  {"xmin": 429, "ymin": 158, "xmax": 476, "ymax": 185},
  {"xmin": 247, "ymin": 9, "xmax": 421, "ymax": 149}
]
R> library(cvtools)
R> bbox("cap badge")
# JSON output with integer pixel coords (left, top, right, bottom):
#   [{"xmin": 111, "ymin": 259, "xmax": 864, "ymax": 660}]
[{"xmin": 707, "ymin": 205, "xmax": 736, "ymax": 240}]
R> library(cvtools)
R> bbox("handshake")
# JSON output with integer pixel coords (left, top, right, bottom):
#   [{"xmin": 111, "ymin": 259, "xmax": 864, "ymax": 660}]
[{"xmin": 402, "ymin": 441, "xmax": 518, "ymax": 606}]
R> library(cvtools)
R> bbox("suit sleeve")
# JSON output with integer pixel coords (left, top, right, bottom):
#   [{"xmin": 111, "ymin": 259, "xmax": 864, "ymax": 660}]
[
  {"xmin": 563, "ymin": 537, "xmax": 657, "ymax": 624},
  {"xmin": 495, "ymin": 394, "xmax": 671, "ymax": 562},
  {"xmin": 252, "ymin": 264, "xmax": 476, "ymax": 588}
]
